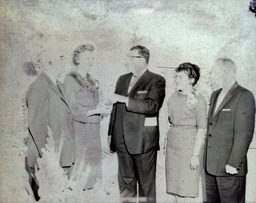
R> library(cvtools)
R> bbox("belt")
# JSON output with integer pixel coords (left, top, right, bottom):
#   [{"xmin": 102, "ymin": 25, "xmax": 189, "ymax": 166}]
[{"xmin": 170, "ymin": 124, "xmax": 196, "ymax": 128}]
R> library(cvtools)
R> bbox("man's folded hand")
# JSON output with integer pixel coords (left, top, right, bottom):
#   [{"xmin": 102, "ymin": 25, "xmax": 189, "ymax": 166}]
[{"xmin": 225, "ymin": 164, "xmax": 238, "ymax": 175}]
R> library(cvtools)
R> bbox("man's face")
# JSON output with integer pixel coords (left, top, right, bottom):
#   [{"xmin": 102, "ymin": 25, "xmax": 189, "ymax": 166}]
[
  {"xmin": 127, "ymin": 49, "xmax": 146, "ymax": 73},
  {"xmin": 210, "ymin": 62, "xmax": 223, "ymax": 90}
]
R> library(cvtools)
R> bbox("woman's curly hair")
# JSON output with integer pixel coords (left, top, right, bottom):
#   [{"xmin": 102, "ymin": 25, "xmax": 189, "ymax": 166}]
[
  {"xmin": 72, "ymin": 44, "xmax": 94, "ymax": 66},
  {"xmin": 175, "ymin": 62, "xmax": 200, "ymax": 86}
]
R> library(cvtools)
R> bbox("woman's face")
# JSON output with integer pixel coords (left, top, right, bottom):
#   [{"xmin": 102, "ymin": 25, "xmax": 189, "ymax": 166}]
[
  {"xmin": 78, "ymin": 51, "xmax": 94, "ymax": 70},
  {"xmin": 174, "ymin": 71, "xmax": 193, "ymax": 91}
]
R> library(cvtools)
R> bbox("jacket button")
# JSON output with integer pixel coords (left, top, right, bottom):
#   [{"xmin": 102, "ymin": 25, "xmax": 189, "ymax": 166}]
[
  {"xmin": 209, "ymin": 134, "xmax": 212, "ymax": 137},
  {"xmin": 210, "ymin": 122, "xmax": 213, "ymax": 125}
]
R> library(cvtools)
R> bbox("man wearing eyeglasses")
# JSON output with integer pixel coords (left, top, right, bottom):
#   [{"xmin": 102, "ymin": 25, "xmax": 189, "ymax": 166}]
[{"xmin": 108, "ymin": 45, "xmax": 166, "ymax": 202}]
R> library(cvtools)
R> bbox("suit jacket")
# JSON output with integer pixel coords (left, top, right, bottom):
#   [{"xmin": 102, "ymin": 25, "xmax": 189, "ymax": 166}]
[
  {"xmin": 26, "ymin": 71, "xmax": 75, "ymax": 168},
  {"xmin": 108, "ymin": 69, "xmax": 166, "ymax": 154},
  {"xmin": 205, "ymin": 82, "xmax": 255, "ymax": 176}
]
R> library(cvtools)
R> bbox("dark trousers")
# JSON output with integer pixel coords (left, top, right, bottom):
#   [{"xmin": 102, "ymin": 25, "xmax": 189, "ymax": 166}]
[
  {"xmin": 117, "ymin": 141, "xmax": 157, "ymax": 203},
  {"xmin": 25, "ymin": 157, "xmax": 40, "ymax": 201},
  {"xmin": 25, "ymin": 157, "xmax": 71, "ymax": 201},
  {"xmin": 26, "ymin": 167, "xmax": 40, "ymax": 201},
  {"xmin": 205, "ymin": 171, "xmax": 246, "ymax": 203}
]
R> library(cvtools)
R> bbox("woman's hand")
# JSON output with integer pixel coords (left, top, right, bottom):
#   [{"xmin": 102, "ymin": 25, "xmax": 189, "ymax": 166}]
[
  {"xmin": 87, "ymin": 108, "xmax": 110, "ymax": 117},
  {"xmin": 190, "ymin": 155, "xmax": 199, "ymax": 170}
]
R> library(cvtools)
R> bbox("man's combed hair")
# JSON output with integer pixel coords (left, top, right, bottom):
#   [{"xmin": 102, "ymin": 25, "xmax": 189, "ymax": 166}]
[
  {"xmin": 72, "ymin": 44, "xmax": 94, "ymax": 66},
  {"xmin": 130, "ymin": 45, "xmax": 150, "ymax": 64},
  {"xmin": 216, "ymin": 58, "xmax": 237, "ymax": 74},
  {"xmin": 176, "ymin": 63, "xmax": 201, "ymax": 86}
]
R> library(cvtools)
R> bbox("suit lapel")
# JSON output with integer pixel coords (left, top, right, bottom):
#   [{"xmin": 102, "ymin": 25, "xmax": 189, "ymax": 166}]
[
  {"xmin": 128, "ymin": 69, "xmax": 149, "ymax": 96},
  {"xmin": 41, "ymin": 72, "xmax": 66, "ymax": 102},
  {"xmin": 209, "ymin": 89, "xmax": 221, "ymax": 119},
  {"xmin": 114, "ymin": 73, "xmax": 132, "ymax": 96},
  {"xmin": 212, "ymin": 82, "xmax": 239, "ymax": 119},
  {"xmin": 125, "ymin": 73, "xmax": 133, "ymax": 95},
  {"xmin": 56, "ymin": 80, "xmax": 70, "ymax": 108}
]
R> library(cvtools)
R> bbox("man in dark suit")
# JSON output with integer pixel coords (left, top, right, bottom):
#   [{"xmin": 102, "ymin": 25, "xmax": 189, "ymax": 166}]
[
  {"xmin": 204, "ymin": 58, "xmax": 255, "ymax": 203},
  {"xmin": 26, "ymin": 64, "xmax": 75, "ymax": 201},
  {"xmin": 108, "ymin": 45, "xmax": 165, "ymax": 202}
]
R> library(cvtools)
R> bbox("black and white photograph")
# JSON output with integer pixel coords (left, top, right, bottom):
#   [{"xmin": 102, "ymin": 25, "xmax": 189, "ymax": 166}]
[{"xmin": 0, "ymin": 0, "xmax": 256, "ymax": 202}]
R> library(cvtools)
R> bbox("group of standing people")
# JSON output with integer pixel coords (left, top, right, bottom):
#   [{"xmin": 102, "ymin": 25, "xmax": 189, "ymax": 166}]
[{"xmin": 26, "ymin": 44, "xmax": 255, "ymax": 203}]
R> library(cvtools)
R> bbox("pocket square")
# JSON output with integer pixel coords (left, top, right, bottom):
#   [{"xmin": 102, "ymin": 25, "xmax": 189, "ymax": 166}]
[
  {"xmin": 222, "ymin": 109, "xmax": 231, "ymax": 111},
  {"xmin": 137, "ymin": 90, "xmax": 148, "ymax": 94}
]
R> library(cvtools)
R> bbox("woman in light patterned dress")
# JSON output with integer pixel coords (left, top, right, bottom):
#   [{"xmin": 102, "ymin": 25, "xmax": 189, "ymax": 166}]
[{"xmin": 165, "ymin": 63, "xmax": 207, "ymax": 203}]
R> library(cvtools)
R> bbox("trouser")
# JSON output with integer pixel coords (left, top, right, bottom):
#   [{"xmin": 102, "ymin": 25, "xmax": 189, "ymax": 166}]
[
  {"xmin": 26, "ymin": 167, "xmax": 40, "ymax": 201},
  {"xmin": 117, "ymin": 141, "xmax": 157, "ymax": 203},
  {"xmin": 205, "ymin": 171, "xmax": 246, "ymax": 203},
  {"xmin": 25, "ymin": 157, "xmax": 71, "ymax": 201}
]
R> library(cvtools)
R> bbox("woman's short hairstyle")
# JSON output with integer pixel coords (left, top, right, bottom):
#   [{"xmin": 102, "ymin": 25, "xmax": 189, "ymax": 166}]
[
  {"xmin": 176, "ymin": 62, "xmax": 200, "ymax": 86},
  {"xmin": 72, "ymin": 44, "xmax": 94, "ymax": 66},
  {"xmin": 130, "ymin": 45, "xmax": 150, "ymax": 64}
]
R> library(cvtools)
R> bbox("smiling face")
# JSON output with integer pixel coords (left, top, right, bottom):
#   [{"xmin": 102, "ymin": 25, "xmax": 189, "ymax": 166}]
[
  {"xmin": 174, "ymin": 71, "xmax": 194, "ymax": 91},
  {"xmin": 127, "ymin": 49, "xmax": 147, "ymax": 74}
]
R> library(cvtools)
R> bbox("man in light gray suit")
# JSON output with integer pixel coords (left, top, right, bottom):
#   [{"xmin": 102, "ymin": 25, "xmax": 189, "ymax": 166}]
[
  {"xmin": 25, "ymin": 57, "xmax": 75, "ymax": 201},
  {"xmin": 204, "ymin": 58, "xmax": 255, "ymax": 203}
]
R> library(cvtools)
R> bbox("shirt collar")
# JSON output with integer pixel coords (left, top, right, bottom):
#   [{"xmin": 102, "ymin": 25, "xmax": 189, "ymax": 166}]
[
  {"xmin": 220, "ymin": 81, "xmax": 239, "ymax": 94},
  {"xmin": 132, "ymin": 68, "xmax": 147, "ymax": 78}
]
